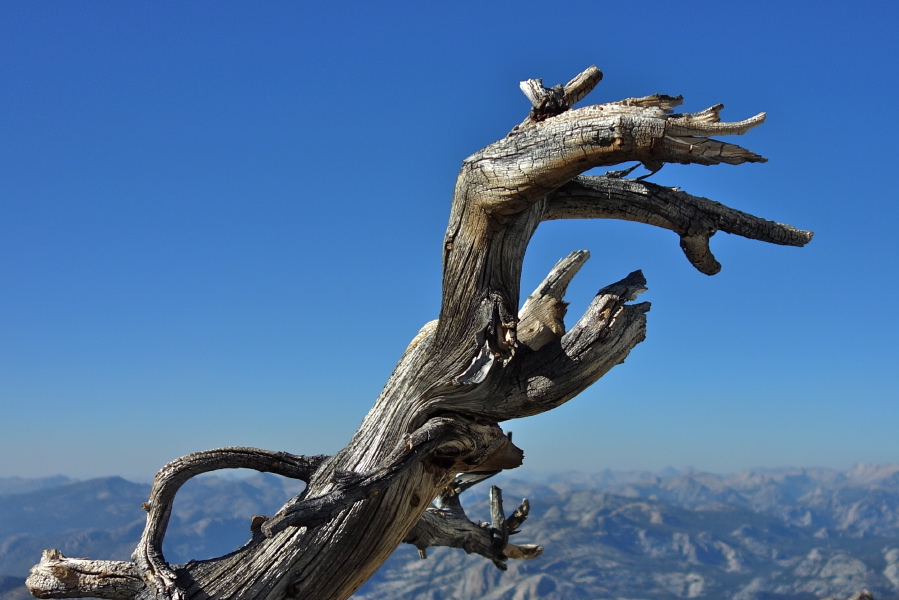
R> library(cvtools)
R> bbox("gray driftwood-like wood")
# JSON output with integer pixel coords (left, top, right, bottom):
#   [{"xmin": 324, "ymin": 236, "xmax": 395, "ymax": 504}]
[{"xmin": 26, "ymin": 66, "xmax": 812, "ymax": 600}]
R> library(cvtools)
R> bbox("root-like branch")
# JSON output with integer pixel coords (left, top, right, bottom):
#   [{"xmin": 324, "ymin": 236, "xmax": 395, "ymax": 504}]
[{"xmin": 403, "ymin": 480, "xmax": 542, "ymax": 570}]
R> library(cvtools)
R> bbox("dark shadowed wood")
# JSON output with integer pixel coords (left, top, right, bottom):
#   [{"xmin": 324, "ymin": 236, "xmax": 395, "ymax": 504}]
[{"xmin": 27, "ymin": 66, "xmax": 812, "ymax": 600}]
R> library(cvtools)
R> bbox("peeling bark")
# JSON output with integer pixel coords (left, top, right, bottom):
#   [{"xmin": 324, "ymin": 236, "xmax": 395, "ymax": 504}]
[{"xmin": 27, "ymin": 65, "xmax": 812, "ymax": 600}]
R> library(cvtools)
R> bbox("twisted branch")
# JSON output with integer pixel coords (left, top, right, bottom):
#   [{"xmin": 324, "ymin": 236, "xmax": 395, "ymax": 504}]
[
  {"xmin": 133, "ymin": 448, "xmax": 326, "ymax": 600},
  {"xmin": 26, "ymin": 64, "xmax": 812, "ymax": 600},
  {"xmin": 403, "ymin": 478, "xmax": 542, "ymax": 570},
  {"xmin": 260, "ymin": 416, "xmax": 522, "ymax": 538}
]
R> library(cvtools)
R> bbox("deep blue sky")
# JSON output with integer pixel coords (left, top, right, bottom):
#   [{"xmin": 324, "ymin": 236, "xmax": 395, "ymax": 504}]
[{"xmin": 2, "ymin": 2, "xmax": 896, "ymax": 480}]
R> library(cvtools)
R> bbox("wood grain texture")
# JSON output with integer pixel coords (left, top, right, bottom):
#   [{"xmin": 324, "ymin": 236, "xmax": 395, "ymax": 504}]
[{"xmin": 27, "ymin": 66, "xmax": 812, "ymax": 600}]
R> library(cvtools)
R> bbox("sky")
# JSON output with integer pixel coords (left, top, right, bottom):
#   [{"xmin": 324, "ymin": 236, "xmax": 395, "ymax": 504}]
[{"xmin": 1, "ymin": 2, "xmax": 897, "ymax": 481}]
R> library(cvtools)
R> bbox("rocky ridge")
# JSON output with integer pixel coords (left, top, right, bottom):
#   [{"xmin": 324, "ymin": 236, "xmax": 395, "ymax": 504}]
[{"xmin": 1, "ymin": 465, "xmax": 896, "ymax": 600}]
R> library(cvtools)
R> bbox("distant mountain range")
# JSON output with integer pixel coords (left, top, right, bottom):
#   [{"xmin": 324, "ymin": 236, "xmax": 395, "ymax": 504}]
[{"xmin": 2, "ymin": 465, "xmax": 897, "ymax": 600}]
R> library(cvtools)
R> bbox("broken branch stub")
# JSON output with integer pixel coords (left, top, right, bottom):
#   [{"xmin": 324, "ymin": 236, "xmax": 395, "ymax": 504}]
[{"xmin": 27, "ymin": 65, "xmax": 811, "ymax": 600}]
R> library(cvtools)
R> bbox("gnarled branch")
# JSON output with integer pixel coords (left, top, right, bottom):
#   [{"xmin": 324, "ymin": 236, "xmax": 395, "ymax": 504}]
[
  {"xmin": 27, "ymin": 65, "xmax": 812, "ymax": 600},
  {"xmin": 261, "ymin": 416, "xmax": 523, "ymax": 538},
  {"xmin": 403, "ymin": 477, "xmax": 542, "ymax": 570},
  {"xmin": 545, "ymin": 175, "xmax": 813, "ymax": 275},
  {"xmin": 136, "ymin": 448, "xmax": 326, "ymax": 600}
]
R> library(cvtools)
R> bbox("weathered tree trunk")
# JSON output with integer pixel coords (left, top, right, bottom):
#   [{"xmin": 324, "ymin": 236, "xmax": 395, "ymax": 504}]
[{"xmin": 26, "ymin": 66, "xmax": 812, "ymax": 600}]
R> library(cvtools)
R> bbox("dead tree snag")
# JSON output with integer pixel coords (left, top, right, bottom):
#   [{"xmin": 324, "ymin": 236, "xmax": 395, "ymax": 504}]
[{"xmin": 26, "ymin": 66, "xmax": 812, "ymax": 600}]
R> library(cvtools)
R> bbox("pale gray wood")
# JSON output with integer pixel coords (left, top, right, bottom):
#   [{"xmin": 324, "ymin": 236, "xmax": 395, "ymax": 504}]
[
  {"xmin": 27, "ymin": 65, "xmax": 813, "ymax": 600},
  {"xmin": 28, "ymin": 550, "xmax": 143, "ymax": 600}
]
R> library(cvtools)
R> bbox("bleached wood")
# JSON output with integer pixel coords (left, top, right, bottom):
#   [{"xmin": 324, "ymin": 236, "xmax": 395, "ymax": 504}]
[
  {"xmin": 27, "ymin": 551, "xmax": 142, "ymax": 600},
  {"xmin": 27, "ymin": 65, "xmax": 812, "ymax": 600},
  {"xmin": 518, "ymin": 250, "xmax": 588, "ymax": 351}
]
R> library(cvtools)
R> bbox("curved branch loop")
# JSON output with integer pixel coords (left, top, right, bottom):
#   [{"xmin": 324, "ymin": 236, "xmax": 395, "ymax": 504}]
[{"xmin": 133, "ymin": 448, "xmax": 326, "ymax": 600}]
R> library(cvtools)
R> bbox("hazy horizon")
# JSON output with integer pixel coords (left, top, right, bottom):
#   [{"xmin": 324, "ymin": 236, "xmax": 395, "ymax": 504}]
[{"xmin": 5, "ymin": 462, "xmax": 899, "ymax": 487}]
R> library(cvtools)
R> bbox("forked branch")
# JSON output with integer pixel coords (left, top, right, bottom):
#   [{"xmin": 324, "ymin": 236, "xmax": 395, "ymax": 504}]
[
  {"xmin": 517, "ymin": 64, "xmax": 603, "ymax": 124},
  {"xmin": 404, "ymin": 477, "xmax": 542, "ymax": 570},
  {"xmin": 518, "ymin": 250, "xmax": 589, "ymax": 351}
]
